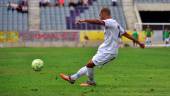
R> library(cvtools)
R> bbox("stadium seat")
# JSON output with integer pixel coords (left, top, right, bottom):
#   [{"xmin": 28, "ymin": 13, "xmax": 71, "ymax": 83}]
[
  {"xmin": 0, "ymin": 0, "xmax": 28, "ymax": 32},
  {"xmin": 0, "ymin": 0, "xmax": 127, "ymax": 31},
  {"xmin": 65, "ymin": 0, "xmax": 126, "ymax": 30}
]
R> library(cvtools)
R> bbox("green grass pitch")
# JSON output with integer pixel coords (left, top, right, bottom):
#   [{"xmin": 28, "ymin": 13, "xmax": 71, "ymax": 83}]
[{"xmin": 0, "ymin": 47, "xmax": 170, "ymax": 96}]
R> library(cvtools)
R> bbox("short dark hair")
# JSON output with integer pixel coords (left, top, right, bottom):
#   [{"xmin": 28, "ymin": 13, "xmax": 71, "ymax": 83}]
[{"xmin": 101, "ymin": 7, "xmax": 111, "ymax": 16}]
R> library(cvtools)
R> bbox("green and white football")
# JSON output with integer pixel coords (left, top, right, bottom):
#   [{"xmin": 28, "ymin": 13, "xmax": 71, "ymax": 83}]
[{"xmin": 31, "ymin": 59, "xmax": 44, "ymax": 71}]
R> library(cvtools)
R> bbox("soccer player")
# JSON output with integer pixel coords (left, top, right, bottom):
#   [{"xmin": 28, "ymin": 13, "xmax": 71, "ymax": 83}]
[
  {"xmin": 145, "ymin": 25, "xmax": 153, "ymax": 47},
  {"xmin": 60, "ymin": 7, "xmax": 145, "ymax": 87},
  {"xmin": 163, "ymin": 28, "xmax": 170, "ymax": 47},
  {"xmin": 132, "ymin": 29, "xmax": 139, "ymax": 47}
]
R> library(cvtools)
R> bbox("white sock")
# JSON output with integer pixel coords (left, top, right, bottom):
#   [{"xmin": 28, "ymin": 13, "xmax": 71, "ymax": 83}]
[
  {"xmin": 87, "ymin": 67, "xmax": 94, "ymax": 82},
  {"xmin": 70, "ymin": 66, "xmax": 87, "ymax": 80}
]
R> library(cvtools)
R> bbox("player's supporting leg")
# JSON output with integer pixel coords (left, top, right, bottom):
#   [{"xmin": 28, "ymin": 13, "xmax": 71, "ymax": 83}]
[
  {"xmin": 86, "ymin": 61, "xmax": 95, "ymax": 82},
  {"xmin": 149, "ymin": 37, "xmax": 152, "ymax": 46},
  {"xmin": 165, "ymin": 38, "xmax": 169, "ymax": 47},
  {"xmin": 145, "ymin": 38, "xmax": 148, "ymax": 47}
]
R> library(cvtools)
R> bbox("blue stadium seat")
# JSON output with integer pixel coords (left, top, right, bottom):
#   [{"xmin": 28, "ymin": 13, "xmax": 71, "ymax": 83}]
[
  {"xmin": 1, "ymin": 0, "xmax": 127, "ymax": 31},
  {"xmin": 0, "ymin": 0, "xmax": 28, "ymax": 32}
]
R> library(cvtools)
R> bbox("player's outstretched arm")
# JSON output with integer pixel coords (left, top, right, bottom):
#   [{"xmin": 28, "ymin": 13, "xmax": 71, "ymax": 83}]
[
  {"xmin": 76, "ymin": 19, "xmax": 105, "ymax": 25},
  {"xmin": 122, "ymin": 32, "xmax": 145, "ymax": 48}
]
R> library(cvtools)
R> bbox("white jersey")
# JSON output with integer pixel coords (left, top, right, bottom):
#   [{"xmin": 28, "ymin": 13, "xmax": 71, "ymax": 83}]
[{"xmin": 97, "ymin": 18, "xmax": 125, "ymax": 54}]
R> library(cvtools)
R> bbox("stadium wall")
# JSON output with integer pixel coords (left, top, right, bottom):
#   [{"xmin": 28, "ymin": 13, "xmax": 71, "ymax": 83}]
[
  {"xmin": 1, "ymin": 30, "xmax": 162, "ymax": 48},
  {"xmin": 0, "ymin": 31, "xmax": 104, "ymax": 47},
  {"xmin": 28, "ymin": 0, "xmax": 40, "ymax": 32},
  {"xmin": 136, "ymin": 3, "xmax": 170, "ymax": 11},
  {"xmin": 122, "ymin": 0, "xmax": 138, "ymax": 30}
]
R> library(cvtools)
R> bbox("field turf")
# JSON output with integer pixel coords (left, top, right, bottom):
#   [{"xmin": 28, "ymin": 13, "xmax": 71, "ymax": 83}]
[{"xmin": 0, "ymin": 47, "xmax": 170, "ymax": 96}]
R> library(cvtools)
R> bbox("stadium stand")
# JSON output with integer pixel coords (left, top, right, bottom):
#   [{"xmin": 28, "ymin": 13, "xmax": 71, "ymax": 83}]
[
  {"xmin": 0, "ymin": 0, "xmax": 28, "ymax": 32},
  {"xmin": 40, "ymin": 0, "xmax": 127, "ymax": 31},
  {"xmin": 0, "ymin": 0, "xmax": 126, "ymax": 31},
  {"xmin": 1, "ymin": 0, "xmax": 170, "ymax": 32}
]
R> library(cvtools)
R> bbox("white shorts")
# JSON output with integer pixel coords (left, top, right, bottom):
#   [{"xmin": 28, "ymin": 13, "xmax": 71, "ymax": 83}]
[
  {"xmin": 146, "ymin": 37, "xmax": 151, "ymax": 41},
  {"xmin": 92, "ymin": 52, "xmax": 117, "ymax": 66},
  {"xmin": 165, "ymin": 38, "xmax": 169, "ymax": 42}
]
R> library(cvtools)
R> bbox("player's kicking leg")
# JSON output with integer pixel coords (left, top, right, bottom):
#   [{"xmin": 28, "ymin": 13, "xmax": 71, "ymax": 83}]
[{"xmin": 59, "ymin": 73, "xmax": 75, "ymax": 84}]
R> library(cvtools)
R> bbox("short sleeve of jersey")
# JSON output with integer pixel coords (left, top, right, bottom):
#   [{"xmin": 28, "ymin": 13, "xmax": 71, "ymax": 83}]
[
  {"xmin": 103, "ymin": 19, "xmax": 125, "ymax": 35},
  {"xmin": 118, "ymin": 24, "xmax": 125, "ymax": 35},
  {"xmin": 103, "ymin": 19, "xmax": 114, "ymax": 28}
]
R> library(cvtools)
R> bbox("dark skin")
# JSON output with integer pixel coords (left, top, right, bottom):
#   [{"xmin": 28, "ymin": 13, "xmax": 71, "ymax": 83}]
[{"xmin": 77, "ymin": 9, "xmax": 145, "ymax": 68}]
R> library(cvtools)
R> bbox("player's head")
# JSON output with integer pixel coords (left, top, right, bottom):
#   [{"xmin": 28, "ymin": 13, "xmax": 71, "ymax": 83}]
[{"xmin": 99, "ymin": 7, "xmax": 111, "ymax": 20}]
